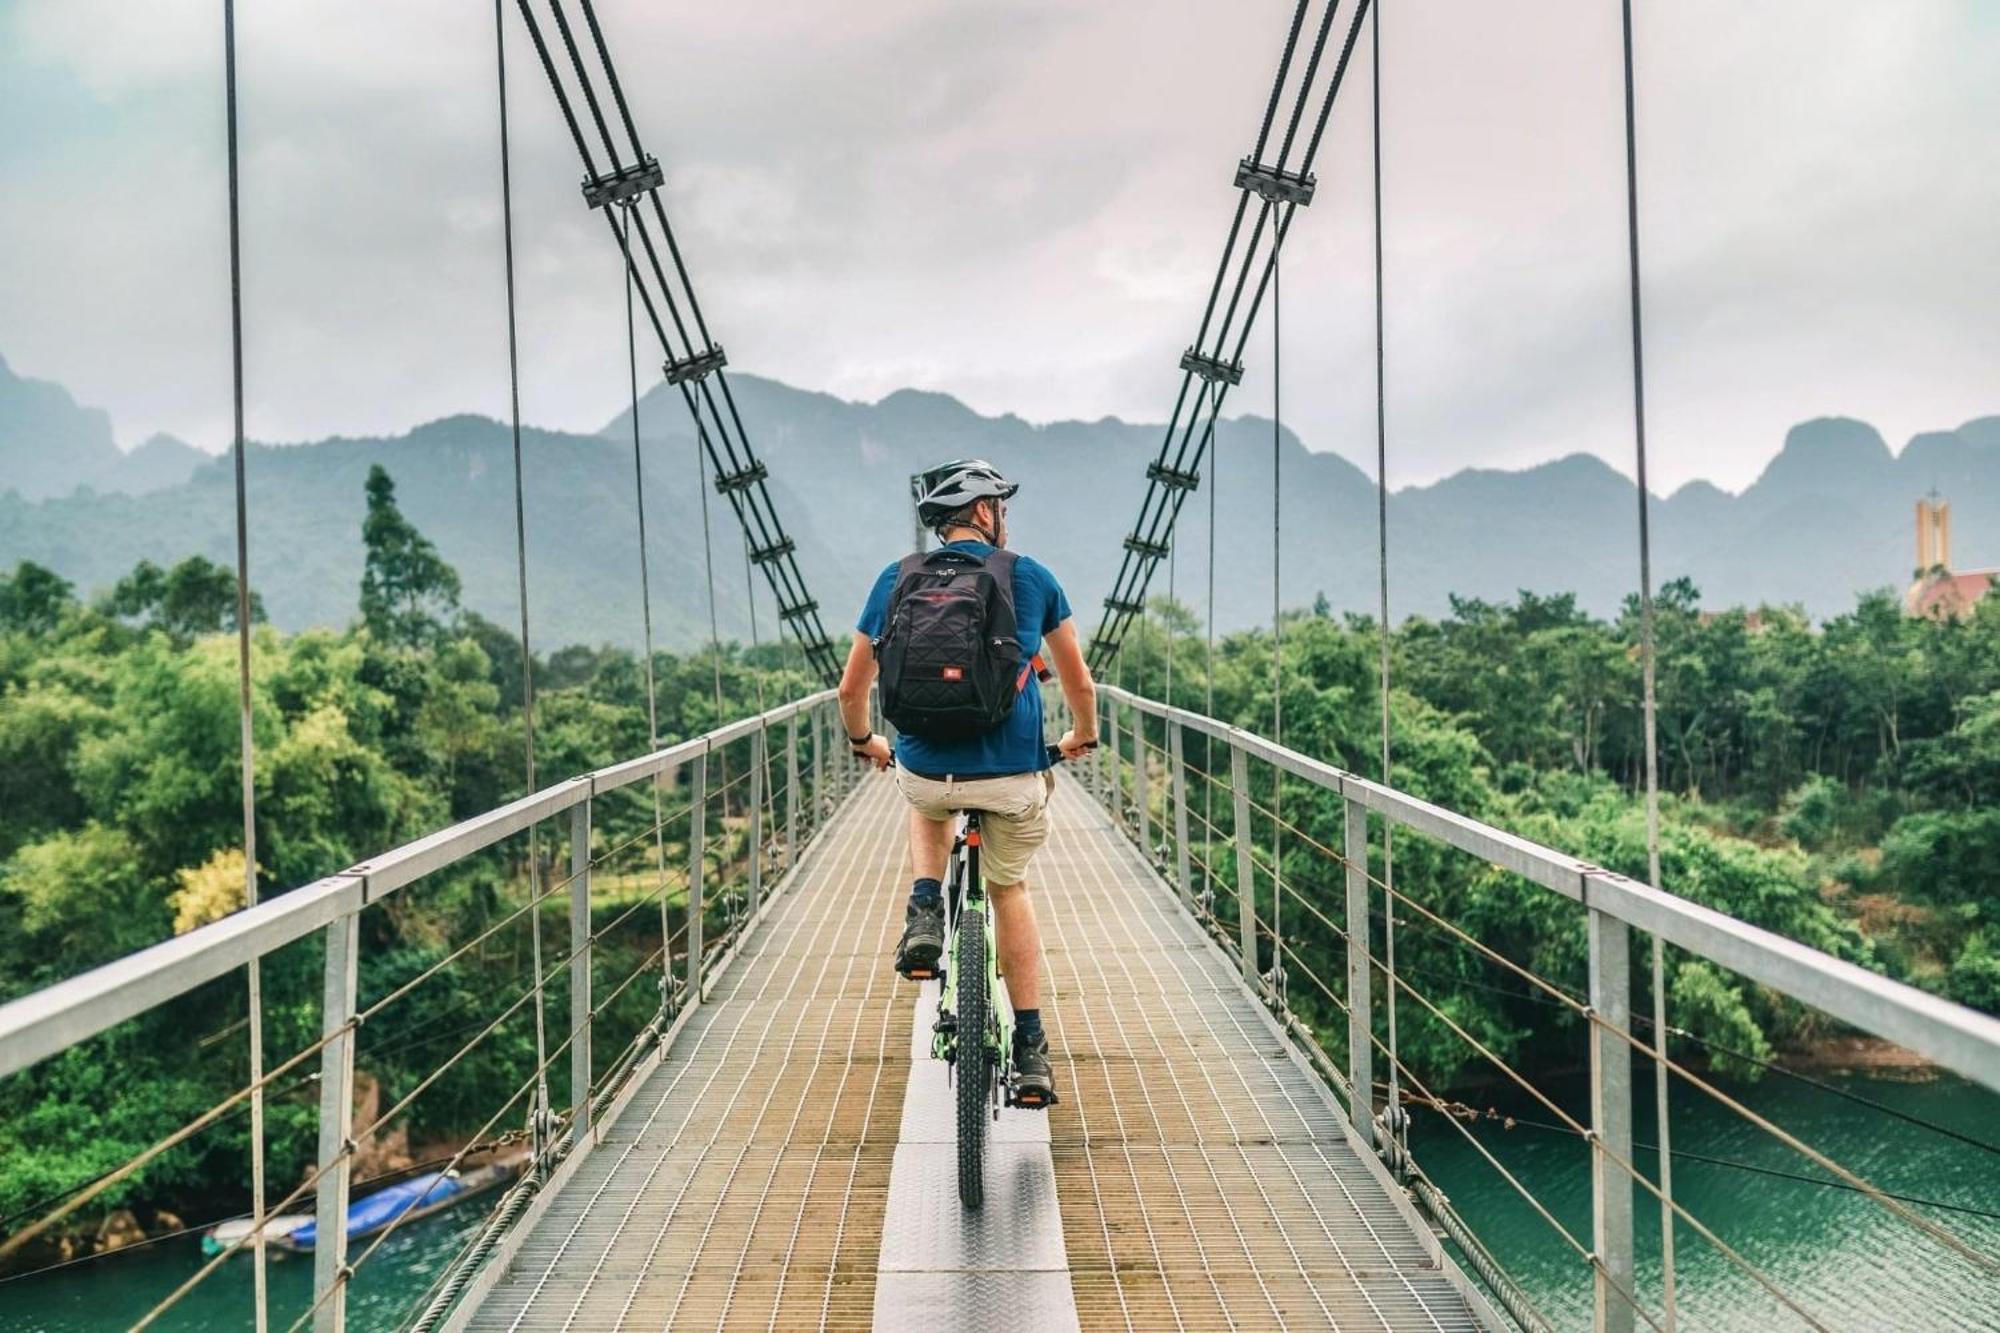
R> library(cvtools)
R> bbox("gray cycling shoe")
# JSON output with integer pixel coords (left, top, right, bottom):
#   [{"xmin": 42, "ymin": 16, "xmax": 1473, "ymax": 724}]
[
  {"xmin": 1011, "ymin": 1032, "xmax": 1057, "ymax": 1108},
  {"xmin": 895, "ymin": 901, "xmax": 944, "ymax": 979}
]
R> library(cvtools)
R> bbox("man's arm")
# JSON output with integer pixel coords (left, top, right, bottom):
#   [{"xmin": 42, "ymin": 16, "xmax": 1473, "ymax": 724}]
[
  {"xmin": 836, "ymin": 631, "xmax": 893, "ymax": 769},
  {"xmin": 1041, "ymin": 618, "xmax": 1098, "ymax": 758}
]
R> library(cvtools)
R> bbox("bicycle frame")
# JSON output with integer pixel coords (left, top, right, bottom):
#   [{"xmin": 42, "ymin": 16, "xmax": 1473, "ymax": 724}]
[{"xmin": 933, "ymin": 812, "xmax": 1012, "ymax": 1083}]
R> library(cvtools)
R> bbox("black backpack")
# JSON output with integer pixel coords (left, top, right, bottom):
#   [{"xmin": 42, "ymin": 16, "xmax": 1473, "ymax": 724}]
[{"xmin": 874, "ymin": 547, "xmax": 1031, "ymax": 740}]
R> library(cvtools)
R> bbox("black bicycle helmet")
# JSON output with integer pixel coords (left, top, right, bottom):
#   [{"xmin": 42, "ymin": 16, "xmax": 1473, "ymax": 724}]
[{"xmin": 914, "ymin": 458, "xmax": 1018, "ymax": 529}]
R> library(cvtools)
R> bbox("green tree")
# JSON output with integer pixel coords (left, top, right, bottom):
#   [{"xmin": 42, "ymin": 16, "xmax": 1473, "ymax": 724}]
[
  {"xmin": 104, "ymin": 555, "xmax": 263, "ymax": 639},
  {"xmin": 0, "ymin": 562, "xmax": 74, "ymax": 633},
  {"xmin": 359, "ymin": 464, "xmax": 461, "ymax": 648}
]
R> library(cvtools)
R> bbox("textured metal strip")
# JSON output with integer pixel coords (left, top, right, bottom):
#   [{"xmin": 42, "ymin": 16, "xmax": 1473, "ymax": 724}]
[{"xmin": 875, "ymin": 955, "xmax": 1079, "ymax": 1329}]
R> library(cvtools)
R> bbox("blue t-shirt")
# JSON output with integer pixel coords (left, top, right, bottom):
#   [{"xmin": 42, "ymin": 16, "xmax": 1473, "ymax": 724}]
[{"xmin": 858, "ymin": 541, "xmax": 1072, "ymax": 777}]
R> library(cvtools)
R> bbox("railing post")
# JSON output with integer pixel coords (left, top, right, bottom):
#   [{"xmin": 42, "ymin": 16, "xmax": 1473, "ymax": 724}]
[
  {"xmin": 688, "ymin": 749, "xmax": 708, "ymax": 1007},
  {"xmin": 1231, "ymin": 741, "xmax": 1257, "ymax": 988},
  {"xmin": 569, "ymin": 796, "xmax": 592, "ymax": 1144},
  {"xmin": 1169, "ymin": 721, "xmax": 1192, "ymax": 908},
  {"xmin": 1343, "ymin": 799, "xmax": 1375, "ymax": 1150},
  {"xmin": 1106, "ymin": 696, "xmax": 1123, "ymax": 829},
  {"xmin": 786, "ymin": 710, "xmax": 801, "ymax": 868},
  {"xmin": 1133, "ymin": 709, "xmax": 1151, "ymax": 859},
  {"xmin": 812, "ymin": 702, "xmax": 825, "ymax": 826},
  {"xmin": 748, "ymin": 727, "xmax": 766, "ymax": 917},
  {"xmin": 313, "ymin": 911, "xmax": 360, "ymax": 1332},
  {"xmin": 1090, "ymin": 696, "xmax": 1106, "ymax": 800},
  {"xmin": 1589, "ymin": 908, "xmax": 1636, "ymax": 1333}
]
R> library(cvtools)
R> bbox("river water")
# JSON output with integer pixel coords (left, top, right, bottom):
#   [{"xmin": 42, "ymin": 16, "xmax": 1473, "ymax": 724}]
[{"xmin": 4, "ymin": 1071, "xmax": 1996, "ymax": 1330}]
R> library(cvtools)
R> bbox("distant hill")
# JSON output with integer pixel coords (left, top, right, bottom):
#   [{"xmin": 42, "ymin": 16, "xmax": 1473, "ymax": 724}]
[
  {"xmin": 0, "ymin": 355, "xmax": 202, "ymax": 500},
  {"xmin": 1, "ymin": 353, "xmax": 1995, "ymax": 650}
]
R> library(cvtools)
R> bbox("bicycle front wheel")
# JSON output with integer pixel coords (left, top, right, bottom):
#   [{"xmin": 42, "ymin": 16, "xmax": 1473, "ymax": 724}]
[{"xmin": 955, "ymin": 905, "xmax": 988, "ymax": 1209}]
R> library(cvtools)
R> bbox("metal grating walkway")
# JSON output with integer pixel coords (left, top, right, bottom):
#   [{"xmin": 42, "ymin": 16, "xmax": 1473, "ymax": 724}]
[
  {"xmin": 1039, "ymin": 782, "xmax": 1486, "ymax": 1331},
  {"xmin": 457, "ymin": 772, "xmax": 1490, "ymax": 1332}
]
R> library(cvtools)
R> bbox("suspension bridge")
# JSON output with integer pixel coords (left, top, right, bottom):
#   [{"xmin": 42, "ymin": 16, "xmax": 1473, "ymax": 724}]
[{"xmin": 3, "ymin": 2, "xmax": 1999, "ymax": 1331}]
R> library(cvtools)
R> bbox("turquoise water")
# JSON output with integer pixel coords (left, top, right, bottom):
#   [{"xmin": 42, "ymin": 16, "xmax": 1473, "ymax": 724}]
[
  {"xmin": 0, "ymin": 1204, "xmax": 487, "ymax": 1332},
  {"xmin": 1408, "ymin": 1069, "xmax": 2000, "ymax": 1331},
  {"xmin": 3, "ymin": 1072, "xmax": 1996, "ymax": 1330}
]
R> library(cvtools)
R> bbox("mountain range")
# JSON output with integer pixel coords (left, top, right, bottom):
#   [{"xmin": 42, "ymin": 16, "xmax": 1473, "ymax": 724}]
[{"xmin": 2, "ymin": 351, "xmax": 1995, "ymax": 651}]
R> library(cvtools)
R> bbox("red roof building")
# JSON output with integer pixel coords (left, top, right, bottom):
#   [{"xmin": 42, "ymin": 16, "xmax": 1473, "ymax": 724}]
[
  {"xmin": 1907, "ymin": 568, "xmax": 1997, "ymax": 619},
  {"xmin": 1903, "ymin": 495, "xmax": 1995, "ymax": 618}
]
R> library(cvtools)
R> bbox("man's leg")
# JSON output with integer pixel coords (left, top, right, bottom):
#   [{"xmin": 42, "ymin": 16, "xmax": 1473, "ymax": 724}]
[
  {"xmin": 989, "ymin": 881, "xmax": 1040, "ymax": 1010},
  {"xmin": 908, "ymin": 807, "xmax": 951, "ymax": 885},
  {"xmin": 896, "ymin": 804, "xmax": 952, "ymax": 976}
]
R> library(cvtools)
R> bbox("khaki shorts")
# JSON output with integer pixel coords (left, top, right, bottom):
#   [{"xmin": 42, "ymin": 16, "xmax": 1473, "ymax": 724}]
[{"xmin": 894, "ymin": 768, "xmax": 1056, "ymax": 888}]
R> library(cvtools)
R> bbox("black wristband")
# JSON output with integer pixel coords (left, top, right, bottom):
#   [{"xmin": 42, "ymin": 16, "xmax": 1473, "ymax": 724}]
[{"xmin": 848, "ymin": 731, "xmax": 874, "ymax": 747}]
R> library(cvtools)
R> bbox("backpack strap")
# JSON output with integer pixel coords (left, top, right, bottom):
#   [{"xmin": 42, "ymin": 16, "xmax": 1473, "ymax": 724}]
[{"xmin": 874, "ymin": 552, "xmax": 932, "ymax": 650}]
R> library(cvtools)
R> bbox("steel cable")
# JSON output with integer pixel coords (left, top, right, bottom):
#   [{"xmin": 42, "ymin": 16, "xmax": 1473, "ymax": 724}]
[
  {"xmin": 1619, "ymin": 1, "xmax": 1678, "ymax": 1323},
  {"xmin": 1269, "ymin": 252, "xmax": 1285, "ymax": 1013},
  {"xmin": 1368, "ymin": 0, "xmax": 1405, "ymax": 1170},
  {"xmin": 1093, "ymin": 0, "xmax": 1378, "ymax": 667},
  {"xmin": 219, "ymin": 2, "xmax": 268, "ymax": 1324},
  {"xmin": 492, "ymin": 0, "xmax": 554, "ymax": 1169},
  {"xmin": 518, "ymin": 0, "xmax": 837, "ymax": 678},
  {"xmin": 618, "ymin": 207, "xmax": 675, "ymax": 999}
]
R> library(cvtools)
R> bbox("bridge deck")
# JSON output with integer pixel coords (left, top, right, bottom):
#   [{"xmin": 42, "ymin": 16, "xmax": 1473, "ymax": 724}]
[{"xmin": 459, "ymin": 774, "xmax": 1486, "ymax": 1332}]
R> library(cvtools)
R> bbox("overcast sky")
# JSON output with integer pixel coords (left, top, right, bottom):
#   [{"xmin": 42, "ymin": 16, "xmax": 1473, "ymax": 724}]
[{"xmin": 1, "ymin": 1, "xmax": 1993, "ymax": 493}]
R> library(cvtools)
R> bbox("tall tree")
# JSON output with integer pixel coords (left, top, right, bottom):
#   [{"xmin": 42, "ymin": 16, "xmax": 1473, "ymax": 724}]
[{"xmin": 359, "ymin": 464, "xmax": 461, "ymax": 648}]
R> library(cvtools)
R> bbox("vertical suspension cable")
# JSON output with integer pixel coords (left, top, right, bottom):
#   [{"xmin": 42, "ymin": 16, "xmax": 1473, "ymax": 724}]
[
  {"xmin": 495, "ymin": 0, "xmax": 551, "ymax": 1150},
  {"xmin": 1165, "ymin": 539, "xmax": 1176, "ymax": 709},
  {"xmin": 221, "ymin": 3, "xmax": 267, "ymax": 1324},
  {"xmin": 1372, "ymin": 0, "xmax": 1403, "ymax": 1158},
  {"xmin": 1621, "ymin": 1, "xmax": 1675, "ymax": 1323},
  {"xmin": 1204, "ymin": 392, "xmax": 1219, "ymax": 907},
  {"xmin": 1269, "ymin": 255, "xmax": 1283, "ymax": 1010},
  {"xmin": 740, "ymin": 533, "xmax": 768, "ymax": 923},
  {"xmin": 618, "ymin": 210, "xmax": 670, "ymax": 986},
  {"xmin": 742, "ymin": 536, "xmax": 767, "ymax": 712},
  {"xmin": 694, "ymin": 425, "xmax": 729, "ymax": 826}
]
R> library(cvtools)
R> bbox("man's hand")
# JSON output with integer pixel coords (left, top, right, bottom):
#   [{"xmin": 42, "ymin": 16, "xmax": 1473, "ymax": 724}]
[
  {"xmin": 853, "ymin": 733, "xmax": 894, "ymax": 771},
  {"xmin": 1056, "ymin": 728, "xmax": 1098, "ymax": 762}
]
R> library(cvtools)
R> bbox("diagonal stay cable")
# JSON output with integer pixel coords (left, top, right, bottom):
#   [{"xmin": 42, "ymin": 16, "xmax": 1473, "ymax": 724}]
[
  {"xmin": 510, "ymin": 0, "xmax": 839, "ymax": 682},
  {"xmin": 1093, "ymin": 0, "xmax": 1377, "ymax": 667}
]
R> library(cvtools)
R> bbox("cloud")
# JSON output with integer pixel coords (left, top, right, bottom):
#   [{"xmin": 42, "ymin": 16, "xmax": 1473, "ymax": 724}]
[{"xmin": 0, "ymin": 0, "xmax": 1992, "ymax": 500}]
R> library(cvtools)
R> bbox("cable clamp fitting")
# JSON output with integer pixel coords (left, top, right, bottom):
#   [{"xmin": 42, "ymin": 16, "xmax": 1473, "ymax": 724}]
[
  {"xmin": 1145, "ymin": 460, "xmax": 1201, "ymax": 491},
  {"xmin": 1180, "ymin": 348, "xmax": 1244, "ymax": 385},
  {"xmin": 664, "ymin": 345, "xmax": 727, "ymax": 385},
  {"xmin": 1234, "ymin": 156, "xmax": 1317, "ymax": 206},
  {"xmin": 776, "ymin": 598, "xmax": 821, "ymax": 624},
  {"xmin": 747, "ymin": 536, "xmax": 797, "ymax": 566},
  {"xmin": 581, "ymin": 156, "xmax": 664, "ymax": 210},
  {"xmin": 1122, "ymin": 534, "xmax": 1171, "ymax": 560},
  {"xmin": 712, "ymin": 460, "xmax": 769, "ymax": 494},
  {"xmin": 1102, "ymin": 595, "xmax": 1146, "ymax": 617}
]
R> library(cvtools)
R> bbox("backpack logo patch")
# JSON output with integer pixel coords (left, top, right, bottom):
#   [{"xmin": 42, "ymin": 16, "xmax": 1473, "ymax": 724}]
[{"xmin": 941, "ymin": 666, "xmax": 965, "ymax": 681}]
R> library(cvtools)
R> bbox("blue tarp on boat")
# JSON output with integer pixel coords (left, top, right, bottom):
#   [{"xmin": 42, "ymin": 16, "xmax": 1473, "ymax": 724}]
[{"xmin": 286, "ymin": 1171, "xmax": 466, "ymax": 1251}]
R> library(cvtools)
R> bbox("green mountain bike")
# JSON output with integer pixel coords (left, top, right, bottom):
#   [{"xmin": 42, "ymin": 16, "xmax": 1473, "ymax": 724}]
[{"xmin": 926, "ymin": 743, "xmax": 1084, "ymax": 1208}]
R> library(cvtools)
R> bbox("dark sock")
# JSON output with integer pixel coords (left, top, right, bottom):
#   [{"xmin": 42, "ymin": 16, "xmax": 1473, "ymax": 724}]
[
  {"xmin": 1015, "ymin": 1008, "xmax": 1043, "ymax": 1043},
  {"xmin": 908, "ymin": 878, "xmax": 942, "ymax": 911}
]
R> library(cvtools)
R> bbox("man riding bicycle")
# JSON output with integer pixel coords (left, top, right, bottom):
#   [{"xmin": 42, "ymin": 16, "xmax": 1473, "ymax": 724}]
[{"xmin": 837, "ymin": 459, "xmax": 1098, "ymax": 1107}]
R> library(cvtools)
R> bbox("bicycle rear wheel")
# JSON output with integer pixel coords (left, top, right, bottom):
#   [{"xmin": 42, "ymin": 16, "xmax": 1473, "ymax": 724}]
[{"xmin": 955, "ymin": 905, "xmax": 988, "ymax": 1209}]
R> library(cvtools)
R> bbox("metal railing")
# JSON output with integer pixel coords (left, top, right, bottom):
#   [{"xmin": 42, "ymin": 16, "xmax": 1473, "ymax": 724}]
[
  {"xmin": 0, "ymin": 689, "xmax": 857, "ymax": 1331},
  {"xmin": 1081, "ymin": 683, "xmax": 2000, "ymax": 1333}
]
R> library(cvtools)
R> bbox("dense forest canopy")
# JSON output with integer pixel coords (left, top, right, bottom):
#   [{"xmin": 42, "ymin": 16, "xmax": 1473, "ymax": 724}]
[{"xmin": 1, "ymin": 463, "xmax": 1996, "ymax": 1254}]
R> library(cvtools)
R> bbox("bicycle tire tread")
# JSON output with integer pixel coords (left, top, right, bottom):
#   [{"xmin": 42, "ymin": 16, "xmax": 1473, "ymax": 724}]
[{"xmin": 956, "ymin": 906, "xmax": 987, "ymax": 1209}]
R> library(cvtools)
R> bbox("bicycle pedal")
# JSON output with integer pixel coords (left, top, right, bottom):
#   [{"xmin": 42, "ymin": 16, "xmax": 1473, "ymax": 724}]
[
  {"xmin": 1007, "ymin": 1086, "xmax": 1058, "ymax": 1110},
  {"xmin": 899, "ymin": 964, "xmax": 938, "ymax": 980}
]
